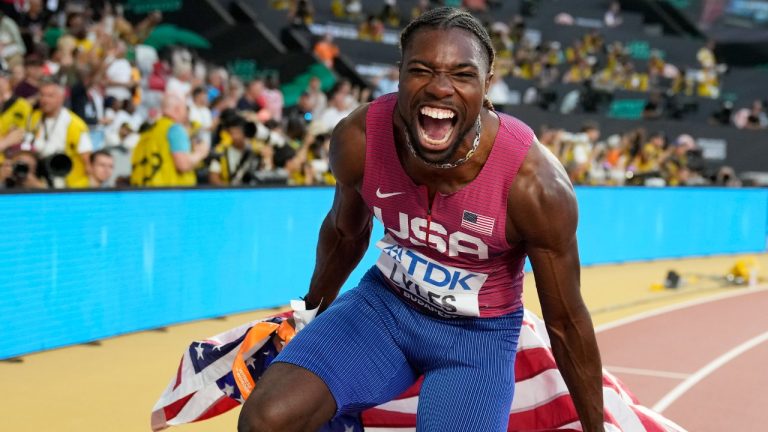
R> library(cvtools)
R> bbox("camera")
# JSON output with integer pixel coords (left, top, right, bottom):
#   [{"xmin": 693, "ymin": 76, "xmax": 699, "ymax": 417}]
[
  {"xmin": 220, "ymin": 109, "xmax": 288, "ymax": 149},
  {"xmin": 242, "ymin": 120, "xmax": 287, "ymax": 148},
  {"xmin": 40, "ymin": 153, "xmax": 73, "ymax": 178},
  {"xmin": 11, "ymin": 160, "xmax": 30, "ymax": 179}
]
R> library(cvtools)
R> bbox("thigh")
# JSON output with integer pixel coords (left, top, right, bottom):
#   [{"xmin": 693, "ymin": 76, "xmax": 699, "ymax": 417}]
[
  {"xmin": 415, "ymin": 310, "xmax": 524, "ymax": 432},
  {"xmin": 274, "ymin": 276, "xmax": 418, "ymax": 416},
  {"xmin": 416, "ymin": 361, "xmax": 516, "ymax": 432},
  {"xmin": 240, "ymin": 362, "xmax": 337, "ymax": 431}
]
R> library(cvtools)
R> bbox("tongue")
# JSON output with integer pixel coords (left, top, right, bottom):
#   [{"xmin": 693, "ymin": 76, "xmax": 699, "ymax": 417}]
[{"xmin": 422, "ymin": 116, "xmax": 453, "ymax": 141}]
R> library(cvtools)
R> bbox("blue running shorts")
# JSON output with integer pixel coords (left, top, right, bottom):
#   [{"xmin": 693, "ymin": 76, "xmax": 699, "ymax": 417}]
[{"xmin": 274, "ymin": 266, "xmax": 524, "ymax": 432}]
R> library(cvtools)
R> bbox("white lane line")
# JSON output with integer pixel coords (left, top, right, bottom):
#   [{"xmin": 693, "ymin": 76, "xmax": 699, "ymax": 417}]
[
  {"xmin": 652, "ymin": 330, "xmax": 768, "ymax": 413},
  {"xmin": 595, "ymin": 285, "xmax": 768, "ymax": 334},
  {"xmin": 605, "ymin": 365, "xmax": 690, "ymax": 380}
]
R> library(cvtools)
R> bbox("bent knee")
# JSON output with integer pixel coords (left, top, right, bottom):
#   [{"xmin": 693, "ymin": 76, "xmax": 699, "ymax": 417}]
[
  {"xmin": 238, "ymin": 394, "xmax": 292, "ymax": 432},
  {"xmin": 238, "ymin": 362, "xmax": 337, "ymax": 431},
  {"xmin": 237, "ymin": 403, "xmax": 287, "ymax": 432}
]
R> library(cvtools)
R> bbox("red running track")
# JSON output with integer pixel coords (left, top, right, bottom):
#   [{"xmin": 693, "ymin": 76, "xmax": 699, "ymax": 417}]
[{"xmin": 596, "ymin": 287, "xmax": 768, "ymax": 431}]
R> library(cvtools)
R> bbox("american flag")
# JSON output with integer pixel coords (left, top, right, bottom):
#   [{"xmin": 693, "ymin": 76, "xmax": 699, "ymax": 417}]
[
  {"xmin": 461, "ymin": 210, "xmax": 495, "ymax": 236},
  {"xmin": 152, "ymin": 309, "xmax": 686, "ymax": 432}
]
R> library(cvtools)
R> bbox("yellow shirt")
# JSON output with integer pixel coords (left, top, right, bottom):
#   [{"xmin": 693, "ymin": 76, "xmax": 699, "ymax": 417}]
[
  {"xmin": 130, "ymin": 117, "xmax": 196, "ymax": 187},
  {"xmin": 0, "ymin": 96, "xmax": 31, "ymax": 163},
  {"xmin": 27, "ymin": 109, "xmax": 90, "ymax": 188}
]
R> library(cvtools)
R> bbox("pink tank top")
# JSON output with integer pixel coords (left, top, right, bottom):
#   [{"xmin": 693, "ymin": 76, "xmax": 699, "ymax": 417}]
[{"xmin": 361, "ymin": 93, "xmax": 534, "ymax": 318}]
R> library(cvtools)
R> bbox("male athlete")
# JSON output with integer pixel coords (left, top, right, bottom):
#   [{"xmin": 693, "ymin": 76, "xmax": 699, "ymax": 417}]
[{"xmin": 239, "ymin": 7, "xmax": 603, "ymax": 432}]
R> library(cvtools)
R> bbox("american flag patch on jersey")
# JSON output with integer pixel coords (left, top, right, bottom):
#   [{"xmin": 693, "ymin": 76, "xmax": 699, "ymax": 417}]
[{"xmin": 461, "ymin": 210, "xmax": 495, "ymax": 236}]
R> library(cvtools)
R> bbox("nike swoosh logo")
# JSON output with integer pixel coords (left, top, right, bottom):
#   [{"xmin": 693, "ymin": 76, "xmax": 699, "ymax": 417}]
[{"xmin": 376, "ymin": 188, "xmax": 405, "ymax": 199}]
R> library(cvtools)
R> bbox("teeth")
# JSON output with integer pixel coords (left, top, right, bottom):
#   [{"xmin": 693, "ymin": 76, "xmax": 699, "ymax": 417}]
[{"xmin": 420, "ymin": 106, "xmax": 455, "ymax": 120}]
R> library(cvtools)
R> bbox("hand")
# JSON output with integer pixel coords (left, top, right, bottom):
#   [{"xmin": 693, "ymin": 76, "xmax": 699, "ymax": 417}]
[
  {"xmin": 0, "ymin": 127, "xmax": 25, "ymax": 150},
  {"xmin": 192, "ymin": 140, "xmax": 210, "ymax": 158}
]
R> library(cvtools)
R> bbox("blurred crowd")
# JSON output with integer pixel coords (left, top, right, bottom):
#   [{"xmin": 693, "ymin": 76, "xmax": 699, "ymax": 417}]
[
  {"xmin": 0, "ymin": 0, "xmax": 376, "ymax": 190},
  {"xmin": 540, "ymin": 122, "xmax": 742, "ymax": 187},
  {"xmin": 0, "ymin": 0, "xmax": 752, "ymax": 191}
]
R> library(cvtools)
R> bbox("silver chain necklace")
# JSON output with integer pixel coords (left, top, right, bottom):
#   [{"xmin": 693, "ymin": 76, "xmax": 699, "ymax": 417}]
[{"xmin": 403, "ymin": 116, "xmax": 482, "ymax": 169}]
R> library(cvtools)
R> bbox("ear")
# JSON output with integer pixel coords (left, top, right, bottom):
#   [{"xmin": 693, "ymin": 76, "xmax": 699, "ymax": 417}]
[{"xmin": 484, "ymin": 69, "xmax": 494, "ymax": 94}]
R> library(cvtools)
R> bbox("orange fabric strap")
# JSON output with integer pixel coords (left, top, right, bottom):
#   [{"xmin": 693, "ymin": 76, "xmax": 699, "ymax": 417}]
[{"xmin": 232, "ymin": 320, "xmax": 297, "ymax": 400}]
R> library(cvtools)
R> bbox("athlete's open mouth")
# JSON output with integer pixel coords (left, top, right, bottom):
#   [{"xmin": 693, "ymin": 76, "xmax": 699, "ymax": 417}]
[{"xmin": 417, "ymin": 106, "xmax": 458, "ymax": 149}]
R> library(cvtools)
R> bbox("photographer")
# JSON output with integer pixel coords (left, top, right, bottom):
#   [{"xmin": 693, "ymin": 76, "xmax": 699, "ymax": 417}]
[
  {"xmin": 0, "ymin": 68, "xmax": 31, "ymax": 159},
  {"xmin": 26, "ymin": 80, "xmax": 92, "ymax": 188},
  {"xmin": 130, "ymin": 93, "xmax": 208, "ymax": 187},
  {"xmin": 208, "ymin": 115, "xmax": 260, "ymax": 186},
  {"xmin": 2, "ymin": 150, "xmax": 47, "ymax": 189}
]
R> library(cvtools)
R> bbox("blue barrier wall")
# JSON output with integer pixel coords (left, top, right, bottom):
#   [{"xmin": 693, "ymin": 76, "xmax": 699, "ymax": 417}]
[{"xmin": 1, "ymin": 187, "xmax": 766, "ymax": 359}]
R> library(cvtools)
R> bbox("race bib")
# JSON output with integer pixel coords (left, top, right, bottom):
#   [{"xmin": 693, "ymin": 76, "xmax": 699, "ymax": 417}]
[{"xmin": 375, "ymin": 235, "xmax": 488, "ymax": 317}]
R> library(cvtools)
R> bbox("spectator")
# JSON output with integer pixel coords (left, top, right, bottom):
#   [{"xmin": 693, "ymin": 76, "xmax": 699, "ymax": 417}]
[
  {"xmin": 745, "ymin": 100, "xmax": 767, "ymax": 130},
  {"xmin": 697, "ymin": 40, "xmax": 717, "ymax": 69},
  {"xmin": 345, "ymin": 0, "xmax": 363, "ymax": 21},
  {"xmin": 89, "ymin": 149, "xmax": 114, "ymax": 187},
  {"xmin": 627, "ymin": 131, "xmax": 665, "ymax": 184},
  {"xmin": 26, "ymin": 80, "xmax": 92, "ymax": 188},
  {"xmin": 209, "ymin": 115, "xmax": 260, "ymax": 186},
  {"xmin": 642, "ymin": 91, "xmax": 664, "ymax": 120},
  {"xmin": 0, "ymin": 68, "xmax": 31, "ymax": 157},
  {"xmin": 262, "ymin": 75, "xmax": 285, "ymax": 122},
  {"xmin": 372, "ymin": 66, "xmax": 399, "ymax": 98},
  {"xmin": 2, "ymin": 150, "xmax": 47, "ymax": 189},
  {"xmin": 103, "ymin": 39, "xmax": 134, "ymax": 105},
  {"xmin": 206, "ymin": 67, "xmax": 227, "ymax": 101},
  {"xmin": 104, "ymin": 98, "xmax": 142, "ymax": 148},
  {"xmin": 288, "ymin": 0, "xmax": 314, "ymax": 26},
  {"xmin": 65, "ymin": 12, "xmax": 93, "ymax": 54},
  {"xmin": 74, "ymin": 68, "xmax": 109, "ymax": 150},
  {"xmin": 487, "ymin": 73, "xmax": 512, "ymax": 112},
  {"xmin": 285, "ymin": 91, "xmax": 314, "ymax": 140},
  {"xmin": 237, "ymin": 78, "xmax": 271, "ymax": 123},
  {"xmin": 130, "ymin": 93, "xmax": 207, "ymax": 186},
  {"xmin": 359, "ymin": 15, "xmax": 385, "ymax": 41},
  {"xmin": 188, "ymin": 86, "xmax": 213, "ymax": 147},
  {"xmin": 17, "ymin": 0, "xmax": 50, "ymax": 53},
  {"xmin": 662, "ymin": 134, "xmax": 696, "ymax": 186},
  {"xmin": 604, "ymin": 1, "xmax": 622, "ymax": 28},
  {"xmin": 715, "ymin": 166, "xmax": 742, "ymax": 187},
  {"xmin": 14, "ymin": 53, "xmax": 44, "ymax": 102},
  {"xmin": 562, "ymin": 122, "xmax": 600, "ymax": 183},
  {"xmin": 165, "ymin": 63, "xmax": 193, "ymax": 100},
  {"xmin": 380, "ymin": 0, "xmax": 401, "ymax": 27},
  {"xmin": 313, "ymin": 34, "xmax": 340, "ymax": 69},
  {"xmin": 411, "ymin": 0, "xmax": 430, "ymax": 20},
  {"xmin": 0, "ymin": 9, "xmax": 26, "ymax": 66},
  {"xmin": 312, "ymin": 83, "xmax": 356, "ymax": 134},
  {"xmin": 304, "ymin": 75, "xmax": 327, "ymax": 117}
]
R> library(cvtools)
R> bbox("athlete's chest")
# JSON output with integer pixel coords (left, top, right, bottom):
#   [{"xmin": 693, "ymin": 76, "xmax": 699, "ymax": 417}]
[{"xmin": 370, "ymin": 181, "xmax": 509, "ymax": 261}]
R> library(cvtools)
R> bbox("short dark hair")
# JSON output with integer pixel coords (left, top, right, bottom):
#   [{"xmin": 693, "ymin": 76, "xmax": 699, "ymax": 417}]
[
  {"xmin": 90, "ymin": 149, "xmax": 112, "ymax": 164},
  {"xmin": 581, "ymin": 121, "xmax": 600, "ymax": 133},
  {"xmin": 400, "ymin": 7, "xmax": 494, "ymax": 73},
  {"xmin": 225, "ymin": 114, "xmax": 248, "ymax": 130},
  {"xmin": 192, "ymin": 86, "xmax": 206, "ymax": 98}
]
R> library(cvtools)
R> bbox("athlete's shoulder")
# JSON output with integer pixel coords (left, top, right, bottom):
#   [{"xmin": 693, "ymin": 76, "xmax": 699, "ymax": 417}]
[
  {"xmin": 495, "ymin": 111, "xmax": 535, "ymax": 146},
  {"xmin": 507, "ymin": 138, "xmax": 578, "ymax": 244},
  {"xmin": 329, "ymin": 102, "xmax": 370, "ymax": 188}
]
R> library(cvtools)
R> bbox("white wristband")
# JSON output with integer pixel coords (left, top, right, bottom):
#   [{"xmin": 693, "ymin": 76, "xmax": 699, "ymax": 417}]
[{"xmin": 290, "ymin": 299, "xmax": 321, "ymax": 332}]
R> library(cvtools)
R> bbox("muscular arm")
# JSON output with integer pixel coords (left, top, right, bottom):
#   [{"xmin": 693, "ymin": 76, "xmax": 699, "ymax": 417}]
[
  {"xmin": 303, "ymin": 106, "xmax": 372, "ymax": 313},
  {"xmin": 509, "ymin": 141, "xmax": 604, "ymax": 431}
]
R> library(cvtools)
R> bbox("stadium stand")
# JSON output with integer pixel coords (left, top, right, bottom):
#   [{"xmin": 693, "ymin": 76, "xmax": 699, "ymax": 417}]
[{"xmin": 0, "ymin": 0, "xmax": 765, "ymax": 190}]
